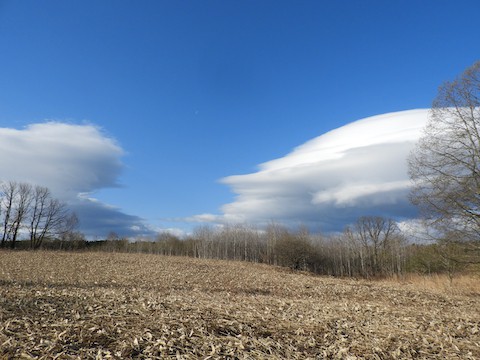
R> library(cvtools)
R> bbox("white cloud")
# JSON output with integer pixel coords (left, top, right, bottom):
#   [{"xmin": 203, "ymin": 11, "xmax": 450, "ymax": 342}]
[
  {"xmin": 0, "ymin": 122, "xmax": 123, "ymax": 198},
  {"xmin": 197, "ymin": 109, "xmax": 430, "ymax": 231},
  {"xmin": 311, "ymin": 180, "xmax": 412, "ymax": 206},
  {"xmin": 0, "ymin": 122, "xmax": 155, "ymax": 238}
]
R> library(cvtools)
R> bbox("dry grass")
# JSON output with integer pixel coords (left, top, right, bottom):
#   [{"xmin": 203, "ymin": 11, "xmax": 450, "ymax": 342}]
[
  {"xmin": 385, "ymin": 273, "xmax": 480, "ymax": 296},
  {"xmin": 0, "ymin": 251, "xmax": 479, "ymax": 359}
]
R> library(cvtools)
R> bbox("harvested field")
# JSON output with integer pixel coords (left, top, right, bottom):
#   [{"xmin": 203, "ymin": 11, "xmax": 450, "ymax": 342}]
[{"xmin": 0, "ymin": 251, "xmax": 479, "ymax": 359}]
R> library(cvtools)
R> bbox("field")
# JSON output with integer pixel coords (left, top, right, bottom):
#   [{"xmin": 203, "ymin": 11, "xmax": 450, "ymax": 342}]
[{"xmin": 0, "ymin": 251, "xmax": 479, "ymax": 359}]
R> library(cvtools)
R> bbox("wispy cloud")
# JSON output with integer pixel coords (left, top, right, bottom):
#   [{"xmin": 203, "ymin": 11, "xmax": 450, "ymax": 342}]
[
  {"xmin": 194, "ymin": 109, "xmax": 429, "ymax": 231},
  {"xmin": 0, "ymin": 122, "xmax": 156, "ymax": 238}
]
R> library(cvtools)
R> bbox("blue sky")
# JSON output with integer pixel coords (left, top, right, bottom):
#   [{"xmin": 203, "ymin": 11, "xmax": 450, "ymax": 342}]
[{"xmin": 0, "ymin": 0, "xmax": 479, "ymax": 237}]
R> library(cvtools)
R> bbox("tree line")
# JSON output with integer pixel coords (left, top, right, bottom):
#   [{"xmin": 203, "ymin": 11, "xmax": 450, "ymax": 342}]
[
  {"xmin": 76, "ymin": 218, "xmax": 467, "ymax": 279},
  {"xmin": 0, "ymin": 183, "xmax": 471, "ymax": 278}
]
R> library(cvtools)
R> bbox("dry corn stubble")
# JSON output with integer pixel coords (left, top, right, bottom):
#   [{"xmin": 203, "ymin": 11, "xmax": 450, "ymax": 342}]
[{"xmin": 0, "ymin": 251, "xmax": 479, "ymax": 359}]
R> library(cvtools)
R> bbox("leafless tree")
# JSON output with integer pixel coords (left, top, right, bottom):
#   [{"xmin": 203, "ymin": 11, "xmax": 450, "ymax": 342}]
[
  {"xmin": 409, "ymin": 61, "xmax": 480, "ymax": 245},
  {"xmin": 0, "ymin": 182, "xmax": 34, "ymax": 248},
  {"xmin": 8, "ymin": 182, "xmax": 33, "ymax": 249},
  {"xmin": 344, "ymin": 216, "xmax": 400, "ymax": 277},
  {"xmin": 59, "ymin": 230, "xmax": 86, "ymax": 250},
  {"xmin": 0, "ymin": 181, "xmax": 76, "ymax": 249},
  {"xmin": 0, "ymin": 181, "xmax": 18, "ymax": 247},
  {"xmin": 28, "ymin": 185, "xmax": 74, "ymax": 249},
  {"xmin": 275, "ymin": 230, "xmax": 314, "ymax": 271}
]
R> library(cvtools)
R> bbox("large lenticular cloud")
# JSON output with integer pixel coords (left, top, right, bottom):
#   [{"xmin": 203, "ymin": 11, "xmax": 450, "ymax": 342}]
[
  {"xmin": 198, "ymin": 109, "xmax": 429, "ymax": 231},
  {"xmin": 0, "ymin": 122, "xmax": 155, "ymax": 238}
]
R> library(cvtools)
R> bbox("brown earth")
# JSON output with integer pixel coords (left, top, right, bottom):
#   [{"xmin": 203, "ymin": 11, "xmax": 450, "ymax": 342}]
[{"xmin": 0, "ymin": 251, "xmax": 479, "ymax": 359}]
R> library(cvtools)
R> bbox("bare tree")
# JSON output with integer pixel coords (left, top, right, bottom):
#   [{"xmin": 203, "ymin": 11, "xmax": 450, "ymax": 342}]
[
  {"xmin": 9, "ymin": 182, "xmax": 33, "ymax": 249},
  {"xmin": 59, "ymin": 229, "xmax": 86, "ymax": 250},
  {"xmin": 28, "ymin": 185, "xmax": 74, "ymax": 249},
  {"xmin": 0, "ymin": 181, "xmax": 18, "ymax": 247},
  {"xmin": 409, "ymin": 61, "xmax": 480, "ymax": 244},
  {"xmin": 28, "ymin": 185, "xmax": 50, "ymax": 248},
  {"xmin": 0, "ymin": 181, "xmax": 76, "ymax": 249},
  {"xmin": 344, "ymin": 216, "xmax": 400, "ymax": 277}
]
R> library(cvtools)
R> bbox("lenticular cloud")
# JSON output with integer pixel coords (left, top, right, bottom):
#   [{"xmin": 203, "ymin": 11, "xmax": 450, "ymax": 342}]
[
  {"xmin": 215, "ymin": 109, "xmax": 429, "ymax": 231},
  {"xmin": 0, "ymin": 122, "xmax": 124, "ymax": 199}
]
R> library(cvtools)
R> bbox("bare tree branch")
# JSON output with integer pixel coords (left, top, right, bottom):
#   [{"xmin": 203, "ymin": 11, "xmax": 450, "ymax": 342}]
[{"xmin": 409, "ymin": 61, "xmax": 480, "ymax": 244}]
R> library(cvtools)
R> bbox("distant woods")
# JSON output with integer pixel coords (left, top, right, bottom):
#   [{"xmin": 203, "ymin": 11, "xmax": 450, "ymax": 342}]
[
  {"xmin": 69, "ymin": 219, "xmax": 472, "ymax": 279},
  {"xmin": 0, "ymin": 181, "xmax": 77, "ymax": 249}
]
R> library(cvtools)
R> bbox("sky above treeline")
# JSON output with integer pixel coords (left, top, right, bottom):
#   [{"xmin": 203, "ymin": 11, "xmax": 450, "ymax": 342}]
[{"xmin": 0, "ymin": 0, "xmax": 479, "ymax": 238}]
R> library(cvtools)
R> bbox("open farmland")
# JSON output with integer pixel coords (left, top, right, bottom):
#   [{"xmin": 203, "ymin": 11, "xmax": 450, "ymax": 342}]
[{"xmin": 0, "ymin": 251, "xmax": 479, "ymax": 359}]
